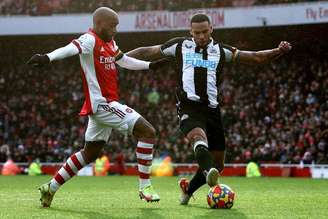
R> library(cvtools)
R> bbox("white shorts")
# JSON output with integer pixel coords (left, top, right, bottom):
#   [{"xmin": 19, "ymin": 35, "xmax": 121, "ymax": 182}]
[{"xmin": 85, "ymin": 101, "xmax": 141, "ymax": 142}]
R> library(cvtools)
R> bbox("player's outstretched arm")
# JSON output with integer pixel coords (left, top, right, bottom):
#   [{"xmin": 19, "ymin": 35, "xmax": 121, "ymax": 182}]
[
  {"xmin": 115, "ymin": 54, "xmax": 170, "ymax": 71},
  {"xmin": 237, "ymin": 41, "xmax": 292, "ymax": 65},
  {"xmin": 126, "ymin": 45, "xmax": 164, "ymax": 61},
  {"xmin": 116, "ymin": 54, "xmax": 151, "ymax": 70},
  {"xmin": 27, "ymin": 43, "xmax": 79, "ymax": 67}
]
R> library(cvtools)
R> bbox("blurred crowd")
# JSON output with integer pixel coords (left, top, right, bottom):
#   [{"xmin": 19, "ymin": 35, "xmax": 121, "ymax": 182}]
[
  {"xmin": 0, "ymin": 0, "xmax": 317, "ymax": 16},
  {"xmin": 0, "ymin": 42, "xmax": 327, "ymax": 165},
  {"xmin": 222, "ymin": 58, "xmax": 328, "ymax": 164}
]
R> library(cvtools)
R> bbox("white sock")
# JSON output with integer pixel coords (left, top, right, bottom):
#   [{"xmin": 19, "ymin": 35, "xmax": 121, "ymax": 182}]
[
  {"xmin": 139, "ymin": 179, "xmax": 151, "ymax": 190},
  {"xmin": 49, "ymin": 179, "xmax": 60, "ymax": 193}
]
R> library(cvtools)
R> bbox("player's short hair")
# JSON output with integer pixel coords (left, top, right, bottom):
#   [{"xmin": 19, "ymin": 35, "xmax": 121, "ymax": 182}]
[{"xmin": 190, "ymin": 14, "xmax": 211, "ymax": 25}]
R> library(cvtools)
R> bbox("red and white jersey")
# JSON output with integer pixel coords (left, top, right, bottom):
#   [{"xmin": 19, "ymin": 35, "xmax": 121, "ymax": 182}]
[{"xmin": 72, "ymin": 29, "xmax": 123, "ymax": 116}]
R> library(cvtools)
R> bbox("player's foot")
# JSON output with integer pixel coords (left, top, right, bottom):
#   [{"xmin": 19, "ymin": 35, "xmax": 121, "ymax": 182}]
[
  {"xmin": 38, "ymin": 183, "xmax": 55, "ymax": 207},
  {"xmin": 139, "ymin": 185, "xmax": 160, "ymax": 202},
  {"xmin": 178, "ymin": 178, "xmax": 192, "ymax": 205},
  {"xmin": 206, "ymin": 168, "xmax": 219, "ymax": 187}
]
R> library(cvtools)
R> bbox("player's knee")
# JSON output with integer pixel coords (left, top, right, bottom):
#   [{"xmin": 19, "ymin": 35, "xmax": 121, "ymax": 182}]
[
  {"xmin": 149, "ymin": 125, "xmax": 157, "ymax": 138},
  {"xmin": 142, "ymin": 125, "xmax": 156, "ymax": 139},
  {"xmin": 139, "ymin": 123, "xmax": 157, "ymax": 139},
  {"xmin": 133, "ymin": 118, "xmax": 157, "ymax": 139},
  {"xmin": 187, "ymin": 128, "xmax": 207, "ymax": 145}
]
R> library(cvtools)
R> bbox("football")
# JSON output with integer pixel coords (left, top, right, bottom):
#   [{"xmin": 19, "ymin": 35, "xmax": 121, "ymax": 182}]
[{"xmin": 207, "ymin": 184, "xmax": 235, "ymax": 209}]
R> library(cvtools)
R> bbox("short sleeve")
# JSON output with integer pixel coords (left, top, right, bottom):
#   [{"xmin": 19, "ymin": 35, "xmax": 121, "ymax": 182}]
[
  {"xmin": 222, "ymin": 44, "xmax": 239, "ymax": 63},
  {"xmin": 72, "ymin": 33, "xmax": 95, "ymax": 54},
  {"xmin": 160, "ymin": 37, "xmax": 185, "ymax": 57}
]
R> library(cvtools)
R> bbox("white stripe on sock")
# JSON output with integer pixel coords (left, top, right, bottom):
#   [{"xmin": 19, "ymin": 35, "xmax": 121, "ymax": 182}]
[
  {"xmin": 67, "ymin": 158, "xmax": 78, "ymax": 173},
  {"xmin": 58, "ymin": 168, "xmax": 70, "ymax": 181},
  {"xmin": 75, "ymin": 152, "xmax": 86, "ymax": 166},
  {"xmin": 137, "ymin": 142, "xmax": 153, "ymax": 148},
  {"xmin": 138, "ymin": 164, "xmax": 151, "ymax": 174},
  {"xmin": 136, "ymin": 152, "xmax": 153, "ymax": 160}
]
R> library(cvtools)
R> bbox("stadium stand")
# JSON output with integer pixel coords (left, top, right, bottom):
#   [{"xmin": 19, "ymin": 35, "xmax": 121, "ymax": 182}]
[
  {"xmin": 0, "ymin": 0, "xmax": 320, "ymax": 16},
  {"xmin": 0, "ymin": 31, "xmax": 327, "ymax": 164}
]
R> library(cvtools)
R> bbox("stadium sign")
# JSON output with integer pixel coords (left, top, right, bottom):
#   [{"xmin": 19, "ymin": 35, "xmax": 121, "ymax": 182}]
[
  {"xmin": 134, "ymin": 10, "xmax": 225, "ymax": 30},
  {"xmin": 0, "ymin": 1, "xmax": 327, "ymax": 35}
]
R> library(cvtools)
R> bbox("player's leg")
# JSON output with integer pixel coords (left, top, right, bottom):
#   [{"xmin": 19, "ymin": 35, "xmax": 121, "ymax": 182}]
[
  {"xmin": 39, "ymin": 115, "xmax": 109, "ymax": 207},
  {"xmin": 212, "ymin": 150, "xmax": 225, "ymax": 174},
  {"xmin": 180, "ymin": 152, "xmax": 224, "ymax": 205},
  {"xmin": 179, "ymin": 127, "xmax": 216, "ymax": 205},
  {"xmin": 39, "ymin": 142, "xmax": 105, "ymax": 207},
  {"xmin": 179, "ymin": 168, "xmax": 205, "ymax": 205},
  {"xmin": 185, "ymin": 126, "xmax": 219, "ymax": 188},
  {"xmin": 133, "ymin": 117, "xmax": 157, "ymax": 188},
  {"xmin": 178, "ymin": 105, "xmax": 221, "ymax": 205},
  {"xmin": 98, "ymin": 102, "xmax": 159, "ymax": 202},
  {"xmin": 207, "ymin": 107, "xmax": 226, "ymax": 175},
  {"xmin": 132, "ymin": 117, "xmax": 160, "ymax": 202},
  {"xmin": 48, "ymin": 141, "xmax": 105, "ymax": 192},
  {"xmin": 179, "ymin": 102, "xmax": 218, "ymax": 184}
]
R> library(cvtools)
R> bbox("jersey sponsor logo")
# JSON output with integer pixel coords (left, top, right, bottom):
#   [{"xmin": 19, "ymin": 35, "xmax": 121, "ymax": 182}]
[
  {"xmin": 99, "ymin": 56, "xmax": 115, "ymax": 64},
  {"xmin": 99, "ymin": 56, "xmax": 116, "ymax": 70},
  {"xmin": 184, "ymin": 53, "xmax": 218, "ymax": 70}
]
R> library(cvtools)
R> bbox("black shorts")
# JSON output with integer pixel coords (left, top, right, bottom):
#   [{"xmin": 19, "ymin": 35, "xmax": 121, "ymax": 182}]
[{"xmin": 177, "ymin": 101, "xmax": 226, "ymax": 151}]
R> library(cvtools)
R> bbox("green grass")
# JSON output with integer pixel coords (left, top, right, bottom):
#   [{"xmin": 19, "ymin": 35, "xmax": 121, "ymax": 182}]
[{"xmin": 0, "ymin": 176, "xmax": 327, "ymax": 219}]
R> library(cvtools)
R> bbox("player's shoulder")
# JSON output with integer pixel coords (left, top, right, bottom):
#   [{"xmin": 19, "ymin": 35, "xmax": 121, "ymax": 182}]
[
  {"xmin": 77, "ymin": 32, "xmax": 96, "ymax": 44},
  {"xmin": 213, "ymin": 40, "xmax": 237, "ymax": 52},
  {"xmin": 161, "ymin": 37, "xmax": 190, "ymax": 52},
  {"xmin": 164, "ymin": 36, "xmax": 189, "ymax": 46},
  {"xmin": 212, "ymin": 39, "xmax": 225, "ymax": 47}
]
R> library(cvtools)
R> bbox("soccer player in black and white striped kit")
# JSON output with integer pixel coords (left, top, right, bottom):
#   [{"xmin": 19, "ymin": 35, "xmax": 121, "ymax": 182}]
[{"xmin": 127, "ymin": 13, "xmax": 291, "ymax": 205}]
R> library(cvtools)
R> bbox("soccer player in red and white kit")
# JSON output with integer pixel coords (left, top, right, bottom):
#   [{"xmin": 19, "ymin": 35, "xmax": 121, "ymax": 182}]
[{"xmin": 27, "ymin": 7, "xmax": 160, "ymax": 207}]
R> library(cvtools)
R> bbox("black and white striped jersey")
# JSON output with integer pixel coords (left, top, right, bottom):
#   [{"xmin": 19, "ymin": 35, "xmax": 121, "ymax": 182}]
[{"xmin": 160, "ymin": 37, "xmax": 237, "ymax": 108}]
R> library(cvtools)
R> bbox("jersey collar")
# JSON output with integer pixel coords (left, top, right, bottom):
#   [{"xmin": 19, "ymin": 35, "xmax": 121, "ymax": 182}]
[{"xmin": 192, "ymin": 37, "xmax": 214, "ymax": 48}]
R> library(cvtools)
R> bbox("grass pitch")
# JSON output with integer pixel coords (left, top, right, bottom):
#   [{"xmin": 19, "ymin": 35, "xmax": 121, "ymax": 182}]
[{"xmin": 0, "ymin": 176, "xmax": 327, "ymax": 219}]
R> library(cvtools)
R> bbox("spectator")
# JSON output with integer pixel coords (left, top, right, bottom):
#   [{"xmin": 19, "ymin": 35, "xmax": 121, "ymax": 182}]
[
  {"xmin": 28, "ymin": 158, "xmax": 42, "ymax": 176},
  {"xmin": 1, "ymin": 158, "xmax": 21, "ymax": 175}
]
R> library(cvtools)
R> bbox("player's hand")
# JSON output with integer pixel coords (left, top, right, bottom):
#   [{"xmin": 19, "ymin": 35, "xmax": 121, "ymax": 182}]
[
  {"xmin": 26, "ymin": 54, "xmax": 50, "ymax": 67},
  {"xmin": 278, "ymin": 41, "xmax": 292, "ymax": 54},
  {"xmin": 149, "ymin": 58, "xmax": 171, "ymax": 71}
]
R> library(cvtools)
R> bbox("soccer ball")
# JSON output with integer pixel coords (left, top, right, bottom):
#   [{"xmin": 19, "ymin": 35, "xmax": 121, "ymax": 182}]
[{"xmin": 207, "ymin": 184, "xmax": 235, "ymax": 209}]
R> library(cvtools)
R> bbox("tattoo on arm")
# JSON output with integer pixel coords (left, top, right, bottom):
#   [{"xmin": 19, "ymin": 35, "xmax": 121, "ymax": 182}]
[{"xmin": 126, "ymin": 45, "xmax": 163, "ymax": 61}]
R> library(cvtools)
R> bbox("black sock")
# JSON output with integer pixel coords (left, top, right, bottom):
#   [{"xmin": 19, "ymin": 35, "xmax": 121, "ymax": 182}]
[
  {"xmin": 187, "ymin": 168, "xmax": 206, "ymax": 196},
  {"xmin": 194, "ymin": 145, "xmax": 213, "ymax": 172}
]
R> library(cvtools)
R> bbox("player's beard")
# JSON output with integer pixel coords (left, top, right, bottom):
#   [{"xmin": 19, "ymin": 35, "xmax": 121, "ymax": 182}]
[
  {"xmin": 197, "ymin": 39, "xmax": 210, "ymax": 48},
  {"xmin": 100, "ymin": 29, "xmax": 112, "ymax": 42}
]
